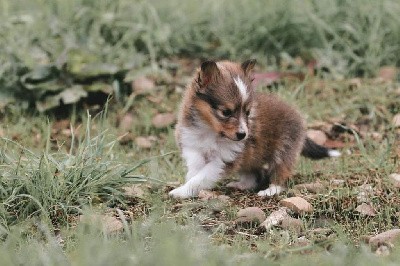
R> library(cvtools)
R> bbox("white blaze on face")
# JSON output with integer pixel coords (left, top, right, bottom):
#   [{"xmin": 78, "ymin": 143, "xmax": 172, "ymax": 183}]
[
  {"xmin": 239, "ymin": 116, "xmax": 248, "ymax": 137},
  {"xmin": 234, "ymin": 76, "xmax": 248, "ymax": 102}
]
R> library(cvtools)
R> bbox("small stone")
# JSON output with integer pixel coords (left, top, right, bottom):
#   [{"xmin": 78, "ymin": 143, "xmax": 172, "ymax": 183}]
[
  {"xmin": 306, "ymin": 129, "xmax": 327, "ymax": 146},
  {"xmin": 280, "ymin": 197, "xmax": 313, "ymax": 214},
  {"xmin": 132, "ymin": 76, "xmax": 155, "ymax": 95},
  {"xmin": 236, "ymin": 207, "xmax": 266, "ymax": 224},
  {"xmin": 0, "ymin": 127, "xmax": 4, "ymax": 137},
  {"xmin": 123, "ymin": 184, "xmax": 145, "ymax": 198},
  {"xmin": 355, "ymin": 203, "xmax": 376, "ymax": 216},
  {"xmin": 369, "ymin": 229, "xmax": 400, "ymax": 250},
  {"xmin": 294, "ymin": 181, "xmax": 325, "ymax": 194},
  {"xmin": 135, "ymin": 136, "xmax": 153, "ymax": 149},
  {"xmin": 119, "ymin": 113, "xmax": 135, "ymax": 132},
  {"xmin": 259, "ymin": 208, "xmax": 289, "ymax": 230},
  {"xmin": 392, "ymin": 114, "xmax": 400, "ymax": 127},
  {"xmin": 152, "ymin": 113, "xmax": 176, "ymax": 128},
  {"xmin": 280, "ymin": 217, "xmax": 304, "ymax": 233},
  {"xmin": 389, "ymin": 173, "xmax": 400, "ymax": 188}
]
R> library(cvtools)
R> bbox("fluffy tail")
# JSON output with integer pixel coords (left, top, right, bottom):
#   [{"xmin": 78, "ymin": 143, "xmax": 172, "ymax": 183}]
[{"xmin": 301, "ymin": 137, "xmax": 341, "ymax": 159}]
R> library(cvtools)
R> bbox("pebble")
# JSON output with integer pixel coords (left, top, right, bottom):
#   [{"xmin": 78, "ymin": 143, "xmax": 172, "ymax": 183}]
[
  {"xmin": 236, "ymin": 207, "xmax": 266, "ymax": 224},
  {"xmin": 280, "ymin": 197, "xmax": 313, "ymax": 214}
]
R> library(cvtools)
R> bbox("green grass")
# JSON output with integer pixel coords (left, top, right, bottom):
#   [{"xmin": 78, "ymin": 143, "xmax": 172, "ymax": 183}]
[
  {"xmin": 1, "ymin": 0, "xmax": 400, "ymax": 264},
  {"xmin": 0, "ymin": 75, "xmax": 399, "ymax": 265},
  {"xmin": 0, "ymin": 109, "xmax": 146, "ymax": 227}
]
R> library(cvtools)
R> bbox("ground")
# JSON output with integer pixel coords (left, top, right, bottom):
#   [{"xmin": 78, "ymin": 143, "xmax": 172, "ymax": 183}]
[
  {"xmin": 1, "ymin": 58, "xmax": 399, "ymax": 264},
  {"xmin": 1, "ymin": 0, "xmax": 400, "ymax": 264}
]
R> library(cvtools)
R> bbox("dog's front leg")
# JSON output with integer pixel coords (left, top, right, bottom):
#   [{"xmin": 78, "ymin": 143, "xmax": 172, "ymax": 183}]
[
  {"xmin": 169, "ymin": 158, "xmax": 225, "ymax": 199},
  {"xmin": 182, "ymin": 148, "xmax": 205, "ymax": 181}
]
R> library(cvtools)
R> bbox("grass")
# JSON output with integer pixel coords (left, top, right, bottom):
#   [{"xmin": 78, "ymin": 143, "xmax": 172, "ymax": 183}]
[
  {"xmin": 0, "ymin": 0, "xmax": 400, "ymax": 265},
  {"xmin": 0, "ymin": 109, "xmax": 146, "ymax": 227},
  {"xmin": 0, "ymin": 74, "xmax": 399, "ymax": 264}
]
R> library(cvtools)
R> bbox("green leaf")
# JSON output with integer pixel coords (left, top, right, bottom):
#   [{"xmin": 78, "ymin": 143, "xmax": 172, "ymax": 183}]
[
  {"xmin": 35, "ymin": 85, "xmax": 88, "ymax": 112},
  {"xmin": 20, "ymin": 65, "xmax": 59, "ymax": 89}
]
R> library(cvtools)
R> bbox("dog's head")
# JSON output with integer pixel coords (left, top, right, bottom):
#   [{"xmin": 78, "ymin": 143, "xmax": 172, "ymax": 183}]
[{"xmin": 193, "ymin": 60, "xmax": 256, "ymax": 141}]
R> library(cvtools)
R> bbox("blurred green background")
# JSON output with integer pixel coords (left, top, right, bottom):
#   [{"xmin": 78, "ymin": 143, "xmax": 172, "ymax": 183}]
[{"xmin": 1, "ymin": 0, "xmax": 399, "ymax": 112}]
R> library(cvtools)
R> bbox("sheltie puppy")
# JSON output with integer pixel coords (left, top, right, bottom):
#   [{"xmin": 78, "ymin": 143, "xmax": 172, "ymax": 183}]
[{"xmin": 169, "ymin": 60, "xmax": 340, "ymax": 199}]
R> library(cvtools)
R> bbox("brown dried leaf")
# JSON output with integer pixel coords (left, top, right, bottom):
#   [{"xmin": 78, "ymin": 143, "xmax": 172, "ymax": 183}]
[
  {"xmin": 135, "ymin": 136, "xmax": 153, "ymax": 149},
  {"xmin": 152, "ymin": 113, "xmax": 176, "ymax": 128},
  {"xmin": 259, "ymin": 208, "xmax": 289, "ymax": 230},
  {"xmin": 198, "ymin": 190, "xmax": 218, "ymax": 201}
]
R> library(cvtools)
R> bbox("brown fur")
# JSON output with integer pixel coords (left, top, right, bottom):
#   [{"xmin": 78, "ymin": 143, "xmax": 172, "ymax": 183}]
[
  {"xmin": 238, "ymin": 93, "xmax": 305, "ymax": 187},
  {"xmin": 176, "ymin": 60, "xmax": 306, "ymax": 189}
]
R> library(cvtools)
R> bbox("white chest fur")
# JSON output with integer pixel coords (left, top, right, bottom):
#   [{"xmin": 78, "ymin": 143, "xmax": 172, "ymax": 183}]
[{"xmin": 179, "ymin": 124, "xmax": 244, "ymax": 164}]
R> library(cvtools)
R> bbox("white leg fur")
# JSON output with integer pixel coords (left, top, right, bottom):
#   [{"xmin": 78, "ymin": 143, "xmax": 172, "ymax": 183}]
[
  {"xmin": 226, "ymin": 173, "xmax": 257, "ymax": 190},
  {"xmin": 257, "ymin": 184, "xmax": 284, "ymax": 197},
  {"xmin": 169, "ymin": 159, "xmax": 225, "ymax": 199},
  {"xmin": 182, "ymin": 148, "xmax": 206, "ymax": 181}
]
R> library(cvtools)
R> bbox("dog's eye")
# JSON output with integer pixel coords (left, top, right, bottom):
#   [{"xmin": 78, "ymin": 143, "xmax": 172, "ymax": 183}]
[
  {"xmin": 245, "ymin": 110, "xmax": 250, "ymax": 116},
  {"xmin": 222, "ymin": 109, "xmax": 232, "ymax": 117}
]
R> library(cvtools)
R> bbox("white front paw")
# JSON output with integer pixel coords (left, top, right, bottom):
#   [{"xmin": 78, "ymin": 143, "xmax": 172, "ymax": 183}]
[
  {"xmin": 257, "ymin": 185, "xmax": 284, "ymax": 197},
  {"xmin": 169, "ymin": 184, "xmax": 198, "ymax": 199}
]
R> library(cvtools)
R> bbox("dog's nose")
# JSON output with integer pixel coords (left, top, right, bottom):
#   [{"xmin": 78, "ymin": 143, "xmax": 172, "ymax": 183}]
[{"xmin": 236, "ymin": 132, "xmax": 246, "ymax": 140}]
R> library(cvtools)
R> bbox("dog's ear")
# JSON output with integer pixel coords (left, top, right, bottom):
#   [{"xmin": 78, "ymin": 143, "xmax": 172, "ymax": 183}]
[
  {"xmin": 241, "ymin": 59, "xmax": 257, "ymax": 76},
  {"xmin": 198, "ymin": 61, "xmax": 220, "ymax": 87}
]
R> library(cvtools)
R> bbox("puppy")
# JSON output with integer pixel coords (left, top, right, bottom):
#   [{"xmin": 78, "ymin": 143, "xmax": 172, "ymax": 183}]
[{"xmin": 169, "ymin": 60, "xmax": 340, "ymax": 199}]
